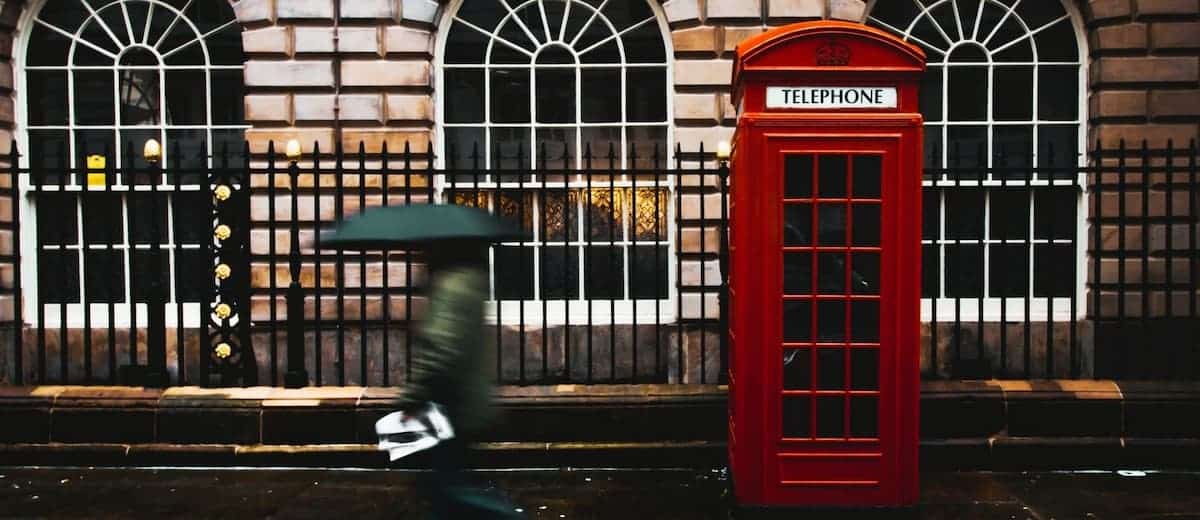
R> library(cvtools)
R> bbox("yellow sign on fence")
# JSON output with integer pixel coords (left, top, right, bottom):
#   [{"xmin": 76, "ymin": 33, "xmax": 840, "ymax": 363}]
[{"xmin": 86, "ymin": 154, "xmax": 106, "ymax": 188}]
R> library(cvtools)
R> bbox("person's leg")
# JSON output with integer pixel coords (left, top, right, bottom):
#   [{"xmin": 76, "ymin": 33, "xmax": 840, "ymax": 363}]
[{"xmin": 422, "ymin": 438, "xmax": 468, "ymax": 519}]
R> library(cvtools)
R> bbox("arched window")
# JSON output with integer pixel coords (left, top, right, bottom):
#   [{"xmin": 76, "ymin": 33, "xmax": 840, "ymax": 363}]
[
  {"xmin": 868, "ymin": 0, "xmax": 1084, "ymax": 318},
  {"xmin": 21, "ymin": 0, "xmax": 245, "ymax": 321},
  {"xmin": 438, "ymin": 0, "xmax": 671, "ymax": 315}
]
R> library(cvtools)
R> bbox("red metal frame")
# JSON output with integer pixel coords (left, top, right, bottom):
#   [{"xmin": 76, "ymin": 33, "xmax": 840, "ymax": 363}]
[{"xmin": 728, "ymin": 21, "xmax": 926, "ymax": 508}]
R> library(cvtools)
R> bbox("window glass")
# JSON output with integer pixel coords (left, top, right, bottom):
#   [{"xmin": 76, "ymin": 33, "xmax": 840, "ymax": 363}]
[
  {"xmin": 442, "ymin": 0, "xmax": 669, "ymax": 303},
  {"xmin": 23, "ymin": 0, "xmax": 247, "ymax": 312}
]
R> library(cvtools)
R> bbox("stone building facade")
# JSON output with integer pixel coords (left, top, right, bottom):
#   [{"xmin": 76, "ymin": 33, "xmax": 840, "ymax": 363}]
[{"xmin": 0, "ymin": 0, "xmax": 1196, "ymax": 386}]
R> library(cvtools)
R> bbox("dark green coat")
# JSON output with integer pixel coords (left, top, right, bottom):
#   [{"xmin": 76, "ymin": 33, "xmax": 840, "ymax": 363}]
[{"xmin": 399, "ymin": 263, "xmax": 495, "ymax": 436}]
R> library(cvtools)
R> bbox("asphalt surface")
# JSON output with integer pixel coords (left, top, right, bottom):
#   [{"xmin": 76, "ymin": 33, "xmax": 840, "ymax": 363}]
[{"xmin": 1, "ymin": 467, "xmax": 1198, "ymax": 519}]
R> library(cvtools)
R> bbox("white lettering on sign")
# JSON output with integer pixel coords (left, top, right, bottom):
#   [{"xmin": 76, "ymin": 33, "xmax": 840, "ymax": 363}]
[{"xmin": 766, "ymin": 86, "xmax": 898, "ymax": 109}]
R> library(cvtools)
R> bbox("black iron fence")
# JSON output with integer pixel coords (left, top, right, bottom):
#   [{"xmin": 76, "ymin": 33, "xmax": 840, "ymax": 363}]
[{"xmin": 0, "ymin": 139, "xmax": 1196, "ymax": 387}]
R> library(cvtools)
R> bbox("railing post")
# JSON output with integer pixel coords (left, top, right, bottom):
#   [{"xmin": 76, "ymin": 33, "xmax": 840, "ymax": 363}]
[
  {"xmin": 717, "ymin": 156, "xmax": 731, "ymax": 385},
  {"xmin": 145, "ymin": 140, "xmax": 169, "ymax": 387},
  {"xmin": 284, "ymin": 143, "xmax": 309, "ymax": 388}
]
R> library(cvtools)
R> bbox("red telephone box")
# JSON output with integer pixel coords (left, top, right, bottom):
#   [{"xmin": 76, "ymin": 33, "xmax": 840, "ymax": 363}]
[{"xmin": 727, "ymin": 21, "xmax": 925, "ymax": 508}]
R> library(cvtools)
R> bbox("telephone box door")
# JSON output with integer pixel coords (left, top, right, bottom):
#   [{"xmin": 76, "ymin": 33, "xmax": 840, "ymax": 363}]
[{"xmin": 762, "ymin": 132, "xmax": 916, "ymax": 505}]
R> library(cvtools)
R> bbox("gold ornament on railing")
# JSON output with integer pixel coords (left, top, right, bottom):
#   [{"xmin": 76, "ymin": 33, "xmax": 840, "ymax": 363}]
[
  {"xmin": 214, "ymin": 185, "xmax": 232, "ymax": 201},
  {"xmin": 214, "ymin": 224, "xmax": 232, "ymax": 241},
  {"xmin": 215, "ymin": 303, "xmax": 232, "ymax": 319},
  {"xmin": 214, "ymin": 343, "xmax": 232, "ymax": 359},
  {"xmin": 215, "ymin": 263, "xmax": 232, "ymax": 280}
]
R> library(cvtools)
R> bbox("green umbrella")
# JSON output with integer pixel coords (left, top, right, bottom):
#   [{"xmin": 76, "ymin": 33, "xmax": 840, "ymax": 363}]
[{"xmin": 320, "ymin": 203, "xmax": 528, "ymax": 250}]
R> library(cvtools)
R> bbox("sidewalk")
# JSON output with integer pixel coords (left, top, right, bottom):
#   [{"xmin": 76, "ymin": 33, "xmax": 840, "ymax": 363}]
[{"xmin": 1, "ymin": 468, "xmax": 1198, "ymax": 519}]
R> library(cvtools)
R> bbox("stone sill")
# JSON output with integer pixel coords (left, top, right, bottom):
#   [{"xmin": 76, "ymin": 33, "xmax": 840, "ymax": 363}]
[{"xmin": 1, "ymin": 381, "xmax": 1198, "ymax": 468}]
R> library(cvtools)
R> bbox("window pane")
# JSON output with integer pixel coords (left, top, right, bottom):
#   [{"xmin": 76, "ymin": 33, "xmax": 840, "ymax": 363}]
[
  {"xmin": 163, "ymin": 70, "xmax": 207, "ymax": 125},
  {"xmin": 536, "ymin": 68, "xmax": 575, "ymax": 123},
  {"xmin": 585, "ymin": 188, "xmax": 622, "ymax": 240},
  {"xmin": 947, "ymin": 126, "xmax": 987, "ymax": 169},
  {"xmin": 993, "ymin": 67, "xmax": 1033, "ymax": 121},
  {"xmin": 818, "ymin": 155, "xmax": 847, "ymax": 198},
  {"xmin": 535, "ymin": 128, "xmax": 575, "ymax": 169},
  {"xmin": 853, "ymin": 155, "xmax": 881, "ymax": 199},
  {"xmin": 1034, "ymin": 244, "xmax": 1073, "ymax": 297},
  {"xmin": 948, "ymin": 65, "xmax": 987, "ymax": 121},
  {"xmin": 783, "ymin": 300, "xmax": 811, "ymax": 342},
  {"xmin": 945, "ymin": 188, "xmax": 984, "ymax": 239},
  {"xmin": 785, "ymin": 155, "xmax": 813, "ymax": 198},
  {"xmin": 851, "ymin": 253, "xmax": 880, "ymax": 295},
  {"xmin": 75, "ymin": 130, "xmax": 115, "ymax": 174},
  {"xmin": 541, "ymin": 246, "xmax": 580, "ymax": 299},
  {"xmin": 85, "ymin": 249, "xmax": 125, "ymax": 303},
  {"xmin": 29, "ymin": 130, "xmax": 69, "ymax": 172},
  {"xmin": 27, "ymin": 70, "xmax": 68, "ymax": 125},
  {"xmin": 173, "ymin": 191, "xmax": 211, "ymax": 245},
  {"xmin": 491, "ymin": 127, "xmax": 531, "ymax": 169},
  {"xmin": 81, "ymin": 192, "xmax": 122, "ymax": 245},
  {"xmin": 496, "ymin": 190, "xmax": 534, "ymax": 234},
  {"xmin": 628, "ymin": 126, "xmax": 667, "ymax": 169},
  {"xmin": 131, "ymin": 251, "xmax": 170, "ymax": 303},
  {"xmin": 119, "ymin": 68, "xmax": 161, "ymax": 125},
  {"xmin": 817, "ymin": 252, "xmax": 845, "ymax": 294},
  {"xmin": 990, "ymin": 189, "xmax": 1030, "ymax": 241},
  {"xmin": 74, "ymin": 70, "xmax": 115, "ymax": 125},
  {"xmin": 38, "ymin": 193, "xmax": 79, "ymax": 245},
  {"xmin": 626, "ymin": 68, "xmax": 666, "ymax": 122},
  {"xmin": 494, "ymin": 245, "xmax": 534, "ymax": 299},
  {"xmin": 631, "ymin": 188, "xmax": 667, "ymax": 241},
  {"xmin": 39, "ymin": 250, "xmax": 80, "ymax": 304},
  {"xmin": 456, "ymin": 2, "xmax": 503, "ymax": 32},
  {"xmin": 782, "ymin": 397, "xmax": 810, "ymax": 438},
  {"xmin": 817, "ymin": 348, "xmax": 844, "ymax": 389},
  {"xmin": 584, "ymin": 246, "xmax": 623, "ymax": 299},
  {"xmin": 27, "ymin": 23, "xmax": 72, "ymax": 66},
  {"xmin": 945, "ymin": 245, "xmax": 983, "ymax": 298},
  {"xmin": 1039, "ymin": 66, "xmax": 1079, "ymax": 121},
  {"xmin": 129, "ymin": 193, "xmax": 170, "ymax": 245},
  {"xmin": 851, "ymin": 300, "xmax": 880, "ymax": 342},
  {"xmin": 817, "ymin": 204, "xmax": 846, "ymax": 245},
  {"xmin": 816, "ymin": 300, "xmax": 845, "ymax": 342},
  {"xmin": 165, "ymin": 129, "xmax": 208, "ymax": 172},
  {"xmin": 210, "ymin": 70, "xmax": 244, "ymax": 124},
  {"xmin": 622, "ymin": 22, "xmax": 666, "ymax": 63},
  {"xmin": 784, "ymin": 253, "xmax": 811, "ymax": 295},
  {"xmin": 205, "ymin": 24, "xmax": 244, "ymax": 65},
  {"xmin": 581, "ymin": 127, "xmax": 620, "ymax": 169},
  {"xmin": 445, "ymin": 22, "xmax": 488, "ymax": 64},
  {"xmin": 628, "ymin": 245, "xmax": 668, "ymax": 299},
  {"xmin": 1034, "ymin": 187, "xmax": 1076, "ymax": 240},
  {"xmin": 1034, "ymin": 19, "xmax": 1078, "ymax": 62},
  {"xmin": 446, "ymin": 68, "xmax": 482, "ymax": 123},
  {"xmin": 852, "ymin": 204, "xmax": 880, "ymax": 246},
  {"xmin": 994, "ymin": 126, "xmax": 1033, "ymax": 174},
  {"xmin": 816, "ymin": 396, "xmax": 844, "ymax": 438},
  {"xmin": 851, "ymin": 349, "xmax": 879, "ymax": 390},
  {"xmin": 445, "ymin": 127, "xmax": 485, "ymax": 168},
  {"xmin": 543, "ymin": 190, "xmax": 579, "ymax": 242},
  {"xmin": 581, "ymin": 68, "xmax": 621, "ymax": 123},
  {"xmin": 490, "ymin": 69, "xmax": 531, "ymax": 123},
  {"xmin": 175, "ymin": 248, "xmax": 208, "ymax": 302},
  {"xmin": 784, "ymin": 204, "xmax": 811, "ymax": 246},
  {"xmin": 783, "ymin": 349, "xmax": 811, "ymax": 390},
  {"xmin": 1038, "ymin": 125, "xmax": 1078, "ymax": 170},
  {"xmin": 920, "ymin": 66, "xmax": 943, "ymax": 122},
  {"xmin": 850, "ymin": 397, "xmax": 878, "ymax": 438},
  {"xmin": 923, "ymin": 187, "xmax": 940, "ymax": 240},
  {"xmin": 923, "ymin": 244, "xmax": 940, "ymax": 298},
  {"xmin": 989, "ymin": 244, "xmax": 1028, "ymax": 298}
]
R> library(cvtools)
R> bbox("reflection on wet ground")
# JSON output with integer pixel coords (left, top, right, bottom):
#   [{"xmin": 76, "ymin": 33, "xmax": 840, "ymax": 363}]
[{"xmin": 0, "ymin": 468, "xmax": 1198, "ymax": 519}]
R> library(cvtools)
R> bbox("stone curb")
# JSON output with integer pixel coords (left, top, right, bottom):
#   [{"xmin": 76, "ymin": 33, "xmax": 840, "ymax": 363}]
[{"xmin": 2, "ymin": 381, "xmax": 1199, "ymax": 469}]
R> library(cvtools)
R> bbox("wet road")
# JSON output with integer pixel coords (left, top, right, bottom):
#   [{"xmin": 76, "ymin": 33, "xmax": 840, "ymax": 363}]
[{"xmin": 1, "ymin": 468, "xmax": 1198, "ymax": 519}]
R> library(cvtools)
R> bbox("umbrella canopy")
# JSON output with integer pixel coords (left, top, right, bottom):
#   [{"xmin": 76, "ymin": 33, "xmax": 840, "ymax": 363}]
[{"xmin": 320, "ymin": 203, "xmax": 528, "ymax": 250}]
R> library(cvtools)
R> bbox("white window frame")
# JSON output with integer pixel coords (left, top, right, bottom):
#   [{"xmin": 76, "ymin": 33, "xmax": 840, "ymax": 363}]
[
  {"xmin": 435, "ymin": 0, "xmax": 678, "ymax": 325},
  {"xmin": 867, "ymin": 0, "xmax": 1089, "ymax": 322},
  {"xmin": 15, "ymin": 0, "xmax": 246, "ymax": 328}
]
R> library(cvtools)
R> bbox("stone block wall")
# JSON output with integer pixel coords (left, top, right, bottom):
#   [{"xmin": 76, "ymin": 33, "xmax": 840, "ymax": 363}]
[{"xmin": 0, "ymin": 0, "xmax": 1196, "ymax": 384}]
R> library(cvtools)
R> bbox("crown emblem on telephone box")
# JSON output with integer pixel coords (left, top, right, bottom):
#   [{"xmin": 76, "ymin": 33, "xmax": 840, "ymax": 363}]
[{"xmin": 816, "ymin": 39, "xmax": 851, "ymax": 65}]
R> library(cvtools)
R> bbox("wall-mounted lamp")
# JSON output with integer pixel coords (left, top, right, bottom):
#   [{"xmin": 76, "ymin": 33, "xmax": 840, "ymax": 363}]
[
  {"xmin": 143, "ymin": 138, "xmax": 162, "ymax": 164},
  {"xmin": 285, "ymin": 139, "xmax": 302, "ymax": 163},
  {"xmin": 716, "ymin": 140, "xmax": 732, "ymax": 162}
]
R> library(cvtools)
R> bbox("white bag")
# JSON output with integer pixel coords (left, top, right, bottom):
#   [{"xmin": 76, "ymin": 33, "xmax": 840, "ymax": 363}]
[{"xmin": 374, "ymin": 403, "xmax": 456, "ymax": 461}]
